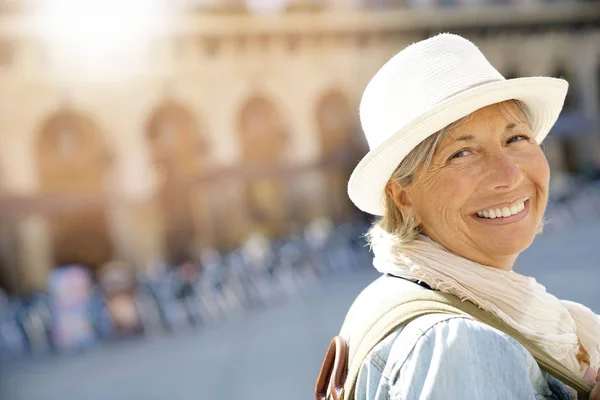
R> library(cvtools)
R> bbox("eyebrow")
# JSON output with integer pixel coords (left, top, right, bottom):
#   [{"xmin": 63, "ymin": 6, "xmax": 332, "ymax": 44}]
[
  {"xmin": 455, "ymin": 134, "xmax": 475, "ymax": 142},
  {"xmin": 453, "ymin": 122, "xmax": 522, "ymax": 143}
]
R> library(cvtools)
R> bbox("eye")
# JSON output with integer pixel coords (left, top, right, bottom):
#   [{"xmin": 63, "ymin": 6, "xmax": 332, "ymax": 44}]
[
  {"xmin": 507, "ymin": 134, "xmax": 531, "ymax": 144},
  {"xmin": 448, "ymin": 149, "xmax": 471, "ymax": 162}
]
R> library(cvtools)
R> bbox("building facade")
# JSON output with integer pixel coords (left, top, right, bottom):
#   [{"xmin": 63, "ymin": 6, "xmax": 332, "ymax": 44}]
[{"xmin": 0, "ymin": 0, "xmax": 598, "ymax": 293}]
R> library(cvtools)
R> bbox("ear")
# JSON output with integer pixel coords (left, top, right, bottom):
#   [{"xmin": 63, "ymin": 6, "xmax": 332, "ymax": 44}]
[
  {"xmin": 386, "ymin": 180, "xmax": 424, "ymax": 229},
  {"xmin": 385, "ymin": 180, "xmax": 414, "ymax": 218}
]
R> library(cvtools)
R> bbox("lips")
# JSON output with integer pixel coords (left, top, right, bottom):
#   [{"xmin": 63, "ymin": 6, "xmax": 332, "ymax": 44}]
[
  {"xmin": 473, "ymin": 197, "xmax": 530, "ymax": 219},
  {"xmin": 471, "ymin": 199, "xmax": 530, "ymax": 226},
  {"xmin": 477, "ymin": 201, "xmax": 525, "ymax": 219}
]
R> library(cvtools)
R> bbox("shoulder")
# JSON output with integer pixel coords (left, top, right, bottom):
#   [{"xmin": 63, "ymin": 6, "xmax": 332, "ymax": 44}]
[
  {"xmin": 375, "ymin": 315, "xmax": 534, "ymax": 380},
  {"xmin": 357, "ymin": 315, "xmax": 555, "ymax": 400},
  {"xmin": 339, "ymin": 274, "xmax": 427, "ymax": 338}
]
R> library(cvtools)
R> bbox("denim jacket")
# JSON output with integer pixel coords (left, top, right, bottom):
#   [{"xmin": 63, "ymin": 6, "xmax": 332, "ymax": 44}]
[{"xmin": 353, "ymin": 275, "xmax": 577, "ymax": 400}]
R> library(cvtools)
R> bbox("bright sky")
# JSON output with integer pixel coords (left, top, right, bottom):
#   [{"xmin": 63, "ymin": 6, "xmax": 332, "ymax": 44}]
[{"xmin": 28, "ymin": 0, "xmax": 176, "ymax": 81}]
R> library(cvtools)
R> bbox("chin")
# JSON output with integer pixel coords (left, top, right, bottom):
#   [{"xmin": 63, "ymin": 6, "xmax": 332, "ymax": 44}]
[{"xmin": 482, "ymin": 231, "xmax": 537, "ymax": 259}]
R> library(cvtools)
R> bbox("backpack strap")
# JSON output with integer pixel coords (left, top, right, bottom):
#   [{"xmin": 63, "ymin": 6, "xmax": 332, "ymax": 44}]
[
  {"xmin": 326, "ymin": 289, "xmax": 592, "ymax": 400},
  {"xmin": 376, "ymin": 312, "xmax": 464, "ymax": 376}
]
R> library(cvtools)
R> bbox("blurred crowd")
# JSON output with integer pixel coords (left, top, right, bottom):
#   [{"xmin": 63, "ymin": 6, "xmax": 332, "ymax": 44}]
[
  {"xmin": 1, "ymin": 177, "xmax": 599, "ymax": 362},
  {"xmin": 0, "ymin": 218, "xmax": 372, "ymax": 361},
  {"xmin": 545, "ymin": 176, "xmax": 600, "ymax": 233}
]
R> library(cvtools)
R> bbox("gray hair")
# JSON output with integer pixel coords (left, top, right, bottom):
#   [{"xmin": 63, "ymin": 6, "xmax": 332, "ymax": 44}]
[{"xmin": 367, "ymin": 99, "xmax": 534, "ymax": 245}]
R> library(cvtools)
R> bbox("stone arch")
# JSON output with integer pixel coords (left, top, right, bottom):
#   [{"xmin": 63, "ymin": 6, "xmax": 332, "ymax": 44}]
[
  {"xmin": 0, "ymin": 222, "xmax": 18, "ymax": 294},
  {"xmin": 0, "ymin": 161, "xmax": 18, "ymax": 292},
  {"xmin": 147, "ymin": 101, "xmax": 207, "ymax": 265},
  {"xmin": 36, "ymin": 110, "xmax": 113, "ymax": 271},
  {"xmin": 316, "ymin": 90, "xmax": 366, "ymax": 223},
  {"xmin": 237, "ymin": 95, "xmax": 288, "ymax": 237}
]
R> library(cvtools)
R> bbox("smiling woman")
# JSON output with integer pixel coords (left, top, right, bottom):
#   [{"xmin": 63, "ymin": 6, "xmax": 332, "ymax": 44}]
[
  {"xmin": 378, "ymin": 99, "xmax": 535, "ymax": 248},
  {"xmin": 382, "ymin": 100, "xmax": 548, "ymax": 271},
  {"xmin": 317, "ymin": 34, "xmax": 600, "ymax": 400}
]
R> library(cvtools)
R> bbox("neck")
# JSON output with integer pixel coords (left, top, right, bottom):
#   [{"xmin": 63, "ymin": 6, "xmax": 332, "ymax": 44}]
[
  {"xmin": 465, "ymin": 252, "xmax": 517, "ymax": 271},
  {"xmin": 420, "ymin": 233, "xmax": 518, "ymax": 271}
]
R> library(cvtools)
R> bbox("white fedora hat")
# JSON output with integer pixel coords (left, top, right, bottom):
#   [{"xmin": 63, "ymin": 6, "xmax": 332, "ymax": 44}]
[{"xmin": 348, "ymin": 33, "xmax": 568, "ymax": 216}]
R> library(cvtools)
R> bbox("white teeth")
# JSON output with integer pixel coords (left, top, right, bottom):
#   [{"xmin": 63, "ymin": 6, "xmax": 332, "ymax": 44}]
[{"xmin": 477, "ymin": 201, "xmax": 526, "ymax": 219}]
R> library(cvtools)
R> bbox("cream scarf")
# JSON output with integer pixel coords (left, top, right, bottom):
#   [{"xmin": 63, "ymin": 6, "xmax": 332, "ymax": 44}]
[{"xmin": 370, "ymin": 225, "xmax": 600, "ymax": 376}]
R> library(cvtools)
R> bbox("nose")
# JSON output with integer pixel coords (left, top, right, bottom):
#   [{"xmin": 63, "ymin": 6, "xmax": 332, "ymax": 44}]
[{"xmin": 486, "ymin": 152, "xmax": 524, "ymax": 191}]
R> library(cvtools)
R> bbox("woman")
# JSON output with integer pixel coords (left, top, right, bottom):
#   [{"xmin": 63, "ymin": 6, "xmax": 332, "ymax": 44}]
[{"xmin": 336, "ymin": 34, "xmax": 600, "ymax": 399}]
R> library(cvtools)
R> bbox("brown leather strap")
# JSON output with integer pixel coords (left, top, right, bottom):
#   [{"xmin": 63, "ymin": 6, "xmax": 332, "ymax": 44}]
[{"xmin": 315, "ymin": 336, "xmax": 348, "ymax": 400}]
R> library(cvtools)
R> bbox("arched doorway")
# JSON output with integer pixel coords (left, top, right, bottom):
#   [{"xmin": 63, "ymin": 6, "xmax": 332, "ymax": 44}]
[
  {"xmin": 37, "ymin": 111, "xmax": 113, "ymax": 271},
  {"xmin": 596, "ymin": 62, "xmax": 600, "ymax": 113},
  {"xmin": 238, "ymin": 96, "xmax": 288, "ymax": 238},
  {"xmin": 551, "ymin": 65, "xmax": 578, "ymax": 112},
  {"xmin": 502, "ymin": 67, "xmax": 519, "ymax": 80},
  {"xmin": 316, "ymin": 90, "xmax": 365, "ymax": 223},
  {"xmin": 147, "ymin": 102, "xmax": 203, "ymax": 265},
  {"xmin": 0, "ymin": 218, "xmax": 19, "ymax": 294}
]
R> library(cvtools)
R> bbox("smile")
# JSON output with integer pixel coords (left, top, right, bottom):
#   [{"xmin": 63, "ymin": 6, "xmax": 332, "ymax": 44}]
[
  {"xmin": 476, "ymin": 199, "xmax": 526, "ymax": 219},
  {"xmin": 473, "ymin": 198, "xmax": 530, "ymax": 224}
]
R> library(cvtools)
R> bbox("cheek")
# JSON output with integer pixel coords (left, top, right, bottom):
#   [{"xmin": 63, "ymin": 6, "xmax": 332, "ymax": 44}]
[
  {"xmin": 541, "ymin": 156, "xmax": 550, "ymax": 186},
  {"xmin": 527, "ymin": 150, "xmax": 550, "ymax": 194},
  {"xmin": 415, "ymin": 170, "xmax": 475, "ymax": 222}
]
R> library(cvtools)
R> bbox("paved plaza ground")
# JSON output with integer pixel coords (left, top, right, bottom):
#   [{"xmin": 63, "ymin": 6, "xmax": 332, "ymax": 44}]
[{"xmin": 1, "ymin": 221, "xmax": 598, "ymax": 400}]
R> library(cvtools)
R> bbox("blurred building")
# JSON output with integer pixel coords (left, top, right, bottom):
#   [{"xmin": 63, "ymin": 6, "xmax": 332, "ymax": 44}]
[{"xmin": 0, "ymin": 0, "xmax": 598, "ymax": 293}]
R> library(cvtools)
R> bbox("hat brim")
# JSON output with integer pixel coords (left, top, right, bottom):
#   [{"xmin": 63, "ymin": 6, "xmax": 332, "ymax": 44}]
[{"xmin": 348, "ymin": 77, "xmax": 568, "ymax": 216}]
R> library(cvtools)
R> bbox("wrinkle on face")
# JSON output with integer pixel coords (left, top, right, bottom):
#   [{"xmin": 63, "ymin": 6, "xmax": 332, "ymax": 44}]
[{"xmin": 391, "ymin": 102, "xmax": 549, "ymax": 270}]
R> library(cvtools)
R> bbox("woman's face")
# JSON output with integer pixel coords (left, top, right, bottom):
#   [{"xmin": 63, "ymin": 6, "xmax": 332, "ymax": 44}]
[{"xmin": 391, "ymin": 102, "xmax": 550, "ymax": 270}]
